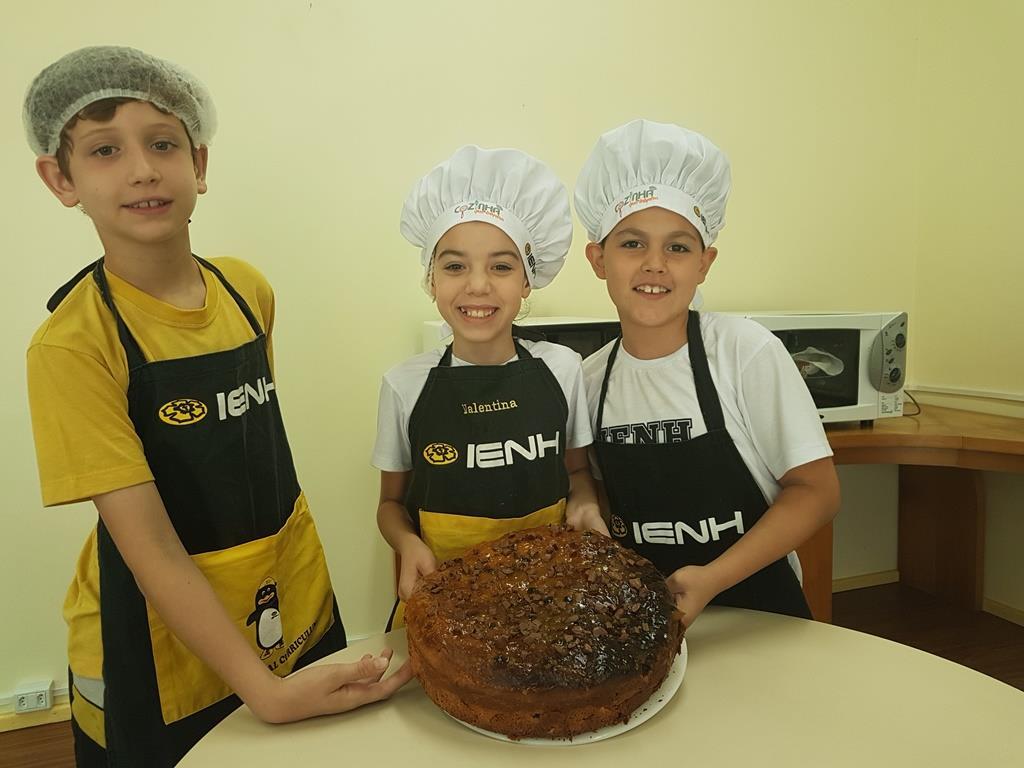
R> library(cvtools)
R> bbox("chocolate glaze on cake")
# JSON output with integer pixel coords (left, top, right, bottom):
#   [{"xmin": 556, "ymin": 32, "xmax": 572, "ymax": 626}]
[{"xmin": 405, "ymin": 525, "xmax": 685, "ymax": 739}]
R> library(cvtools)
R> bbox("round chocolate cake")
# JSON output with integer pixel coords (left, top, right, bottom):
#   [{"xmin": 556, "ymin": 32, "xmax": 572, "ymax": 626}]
[{"xmin": 404, "ymin": 525, "xmax": 685, "ymax": 739}]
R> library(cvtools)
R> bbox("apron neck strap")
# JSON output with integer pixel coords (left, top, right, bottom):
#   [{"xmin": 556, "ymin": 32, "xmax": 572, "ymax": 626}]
[
  {"xmin": 88, "ymin": 255, "xmax": 266, "ymax": 370},
  {"xmin": 91, "ymin": 259, "xmax": 147, "ymax": 371},
  {"xmin": 193, "ymin": 255, "xmax": 264, "ymax": 337},
  {"xmin": 438, "ymin": 338, "xmax": 533, "ymax": 367},
  {"xmin": 596, "ymin": 311, "xmax": 726, "ymax": 434},
  {"xmin": 685, "ymin": 310, "xmax": 727, "ymax": 432}
]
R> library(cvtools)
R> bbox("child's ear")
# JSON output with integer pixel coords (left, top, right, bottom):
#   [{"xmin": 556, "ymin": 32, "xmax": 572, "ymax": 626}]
[
  {"xmin": 585, "ymin": 242, "xmax": 607, "ymax": 279},
  {"xmin": 521, "ymin": 278, "xmax": 532, "ymax": 300},
  {"xmin": 35, "ymin": 156, "xmax": 79, "ymax": 208},
  {"xmin": 193, "ymin": 145, "xmax": 209, "ymax": 194},
  {"xmin": 697, "ymin": 246, "xmax": 718, "ymax": 283}
]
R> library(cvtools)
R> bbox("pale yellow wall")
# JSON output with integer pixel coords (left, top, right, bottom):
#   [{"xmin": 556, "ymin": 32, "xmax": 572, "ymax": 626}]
[
  {"xmin": 1, "ymin": 0, "xmax": 1020, "ymax": 707},
  {"xmin": 913, "ymin": 0, "xmax": 1024, "ymax": 398}
]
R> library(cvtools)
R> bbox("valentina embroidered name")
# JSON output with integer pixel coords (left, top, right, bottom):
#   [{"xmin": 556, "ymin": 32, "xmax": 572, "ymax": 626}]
[{"xmin": 461, "ymin": 399, "xmax": 518, "ymax": 415}]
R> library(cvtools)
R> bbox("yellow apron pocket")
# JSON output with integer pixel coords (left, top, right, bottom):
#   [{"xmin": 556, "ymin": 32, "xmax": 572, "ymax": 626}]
[
  {"xmin": 419, "ymin": 498, "xmax": 565, "ymax": 563},
  {"xmin": 389, "ymin": 499, "xmax": 567, "ymax": 629},
  {"xmin": 146, "ymin": 493, "xmax": 335, "ymax": 725}
]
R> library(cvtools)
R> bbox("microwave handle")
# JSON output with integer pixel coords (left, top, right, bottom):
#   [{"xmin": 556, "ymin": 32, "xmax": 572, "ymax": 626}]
[{"xmin": 867, "ymin": 312, "xmax": 909, "ymax": 393}]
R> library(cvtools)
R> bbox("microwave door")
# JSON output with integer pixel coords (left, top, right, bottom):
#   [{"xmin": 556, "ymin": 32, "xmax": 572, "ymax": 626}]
[{"xmin": 772, "ymin": 329, "xmax": 860, "ymax": 409}]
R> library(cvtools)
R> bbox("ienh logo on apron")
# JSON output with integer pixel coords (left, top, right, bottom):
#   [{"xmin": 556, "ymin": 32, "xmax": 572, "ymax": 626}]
[
  {"xmin": 158, "ymin": 398, "xmax": 208, "ymax": 425},
  {"xmin": 421, "ymin": 433, "xmax": 561, "ymax": 469}
]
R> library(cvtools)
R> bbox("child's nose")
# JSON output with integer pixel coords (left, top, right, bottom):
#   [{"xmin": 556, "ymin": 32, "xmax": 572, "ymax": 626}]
[
  {"xmin": 127, "ymin": 149, "xmax": 161, "ymax": 185},
  {"xmin": 641, "ymin": 250, "xmax": 667, "ymax": 272},
  {"xmin": 466, "ymin": 269, "xmax": 491, "ymax": 293}
]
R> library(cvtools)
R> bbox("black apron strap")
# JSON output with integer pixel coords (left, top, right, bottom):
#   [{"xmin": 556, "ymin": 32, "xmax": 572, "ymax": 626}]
[
  {"xmin": 65, "ymin": 255, "xmax": 266, "ymax": 372},
  {"xmin": 685, "ymin": 310, "xmax": 727, "ymax": 433},
  {"xmin": 193, "ymin": 255, "xmax": 265, "ymax": 337},
  {"xmin": 90, "ymin": 260, "xmax": 148, "ymax": 372},
  {"xmin": 595, "ymin": 336, "xmax": 621, "ymax": 433},
  {"xmin": 46, "ymin": 260, "xmax": 100, "ymax": 313},
  {"xmin": 437, "ymin": 339, "xmax": 533, "ymax": 367}
]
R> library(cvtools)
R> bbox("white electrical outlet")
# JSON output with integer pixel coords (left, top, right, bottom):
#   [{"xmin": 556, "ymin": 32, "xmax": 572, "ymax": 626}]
[{"xmin": 14, "ymin": 680, "xmax": 53, "ymax": 713}]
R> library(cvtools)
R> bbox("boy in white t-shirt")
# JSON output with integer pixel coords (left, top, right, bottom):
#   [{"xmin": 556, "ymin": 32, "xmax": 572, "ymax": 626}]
[
  {"xmin": 575, "ymin": 119, "xmax": 839, "ymax": 626},
  {"xmin": 374, "ymin": 145, "xmax": 606, "ymax": 628}
]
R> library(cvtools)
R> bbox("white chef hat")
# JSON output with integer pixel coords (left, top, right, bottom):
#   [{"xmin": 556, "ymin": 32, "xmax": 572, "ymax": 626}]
[
  {"xmin": 400, "ymin": 145, "xmax": 573, "ymax": 292},
  {"xmin": 574, "ymin": 119, "xmax": 731, "ymax": 247},
  {"xmin": 23, "ymin": 45, "xmax": 217, "ymax": 157}
]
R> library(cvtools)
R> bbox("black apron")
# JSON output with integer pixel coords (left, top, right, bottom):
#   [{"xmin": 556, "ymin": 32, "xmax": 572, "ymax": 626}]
[
  {"xmin": 387, "ymin": 340, "xmax": 570, "ymax": 629},
  {"xmin": 52, "ymin": 258, "xmax": 347, "ymax": 766},
  {"xmin": 593, "ymin": 310, "xmax": 810, "ymax": 618}
]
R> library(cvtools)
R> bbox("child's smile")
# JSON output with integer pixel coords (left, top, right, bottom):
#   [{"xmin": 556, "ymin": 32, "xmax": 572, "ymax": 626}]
[
  {"xmin": 458, "ymin": 304, "xmax": 499, "ymax": 319},
  {"xmin": 634, "ymin": 283, "xmax": 671, "ymax": 296},
  {"xmin": 431, "ymin": 221, "xmax": 531, "ymax": 364},
  {"xmin": 586, "ymin": 207, "xmax": 717, "ymax": 356},
  {"xmin": 123, "ymin": 197, "xmax": 173, "ymax": 214}
]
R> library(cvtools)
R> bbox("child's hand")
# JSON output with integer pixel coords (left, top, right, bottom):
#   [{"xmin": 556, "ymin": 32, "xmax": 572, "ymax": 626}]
[
  {"xmin": 565, "ymin": 502, "xmax": 610, "ymax": 536},
  {"xmin": 665, "ymin": 565, "xmax": 719, "ymax": 628},
  {"xmin": 398, "ymin": 538, "xmax": 437, "ymax": 601},
  {"xmin": 252, "ymin": 648, "xmax": 414, "ymax": 724}
]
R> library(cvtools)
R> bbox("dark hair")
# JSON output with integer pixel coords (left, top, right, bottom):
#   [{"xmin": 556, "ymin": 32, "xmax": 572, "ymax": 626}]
[{"xmin": 56, "ymin": 97, "xmax": 196, "ymax": 181}]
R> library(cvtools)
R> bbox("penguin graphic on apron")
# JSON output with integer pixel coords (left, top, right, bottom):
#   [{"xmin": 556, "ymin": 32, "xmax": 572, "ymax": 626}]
[{"xmin": 247, "ymin": 579, "xmax": 284, "ymax": 659}]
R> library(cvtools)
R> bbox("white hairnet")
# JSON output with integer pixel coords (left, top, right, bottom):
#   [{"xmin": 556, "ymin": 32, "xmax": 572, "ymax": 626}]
[{"xmin": 23, "ymin": 45, "xmax": 217, "ymax": 156}]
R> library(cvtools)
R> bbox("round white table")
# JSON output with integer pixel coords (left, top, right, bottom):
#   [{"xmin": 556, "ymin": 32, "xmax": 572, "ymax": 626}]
[{"xmin": 179, "ymin": 607, "xmax": 1024, "ymax": 767}]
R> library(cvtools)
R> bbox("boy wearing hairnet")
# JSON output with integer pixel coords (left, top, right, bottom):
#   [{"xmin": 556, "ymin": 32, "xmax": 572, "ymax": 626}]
[
  {"xmin": 24, "ymin": 46, "xmax": 410, "ymax": 766},
  {"xmin": 576, "ymin": 119, "xmax": 839, "ymax": 627},
  {"xmin": 374, "ymin": 145, "xmax": 607, "ymax": 629}
]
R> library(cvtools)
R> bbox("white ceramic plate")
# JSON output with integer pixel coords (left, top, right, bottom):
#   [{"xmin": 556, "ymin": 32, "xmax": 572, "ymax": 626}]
[{"xmin": 447, "ymin": 638, "xmax": 688, "ymax": 745}]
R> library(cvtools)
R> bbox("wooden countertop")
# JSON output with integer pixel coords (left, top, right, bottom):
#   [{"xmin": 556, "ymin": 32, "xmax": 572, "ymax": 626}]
[{"xmin": 825, "ymin": 405, "xmax": 1024, "ymax": 472}]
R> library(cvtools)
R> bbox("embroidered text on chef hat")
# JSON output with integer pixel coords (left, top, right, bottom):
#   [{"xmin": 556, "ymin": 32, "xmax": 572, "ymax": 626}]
[
  {"xmin": 574, "ymin": 119, "xmax": 730, "ymax": 247},
  {"xmin": 400, "ymin": 145, "xmax": 573, "ymax": 292}
]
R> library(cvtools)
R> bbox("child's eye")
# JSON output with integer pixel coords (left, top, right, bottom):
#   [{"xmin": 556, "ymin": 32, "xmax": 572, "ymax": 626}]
[
  {"xmin": 441, "ymin": 262, "xmax": 464, "ymax": 273},
  {"xmin": 152, "ymin": 140, "xmax": 176, "ymax": 151},
  {"xmin": 493, "ymin": 263, "xmax": 515, "ymax": 272},
  {"xmin": 667, "ymin": 243, "xmax": 692, "ymax": 253},
  {"xmin": 92, "ymin": 145, "xmax": 118, "ymax": 157},
  {"xmin": 621, "ymin": 240, "xmax": 643, "ymax": 249}
]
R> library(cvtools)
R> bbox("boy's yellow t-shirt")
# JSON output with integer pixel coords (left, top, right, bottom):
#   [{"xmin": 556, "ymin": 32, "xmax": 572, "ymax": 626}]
[
  {"xmin": 28, "ymin": 256, "xmax": 275, "ymax": 507},
  {"xmin": 26, "ymin": 256, "xmax": 276, "ymax": 681}
]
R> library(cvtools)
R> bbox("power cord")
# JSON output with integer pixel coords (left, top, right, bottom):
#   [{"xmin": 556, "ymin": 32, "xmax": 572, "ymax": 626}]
[{"xmin": 903, "ymin": 390, "xmax": 922, "ymax": 416}]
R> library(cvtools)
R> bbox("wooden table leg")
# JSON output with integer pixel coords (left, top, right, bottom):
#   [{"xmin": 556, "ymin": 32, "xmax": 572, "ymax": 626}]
[
  {"xmin": 797, "ymin": 521, "xmax": 834, "ymax": 623},
  {"xmin": 898, "ymin": 466, "xmax": 985, "ymax": 610}
]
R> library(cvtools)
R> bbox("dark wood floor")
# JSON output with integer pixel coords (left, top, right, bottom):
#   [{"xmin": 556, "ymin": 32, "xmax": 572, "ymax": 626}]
[
  {"xmin": 831, "ymin": 583, "xmax": 1024, "ymax": 691},
  {"xmin": 2, "ymin": 583, "xmax": 1022, "ymax": 767}
]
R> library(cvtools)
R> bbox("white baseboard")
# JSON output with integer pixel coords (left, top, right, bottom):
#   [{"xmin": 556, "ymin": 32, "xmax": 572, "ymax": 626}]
[
  {"xmin": 832, "ymin": 570, "xmax": 900, "ymax": 593},
  {"xmin": 0, "ymin": 694, "xmax": 70, "ymax": 733},
  {"xmin": 983, "ymin": 598, "xmax": 1024, "ymax": 628}
]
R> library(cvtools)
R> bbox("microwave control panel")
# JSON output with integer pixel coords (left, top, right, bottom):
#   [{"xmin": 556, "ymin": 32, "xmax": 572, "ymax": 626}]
[{"xmin": 868, "ymin": 312, "xmax": 908, "ymax": 393}]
